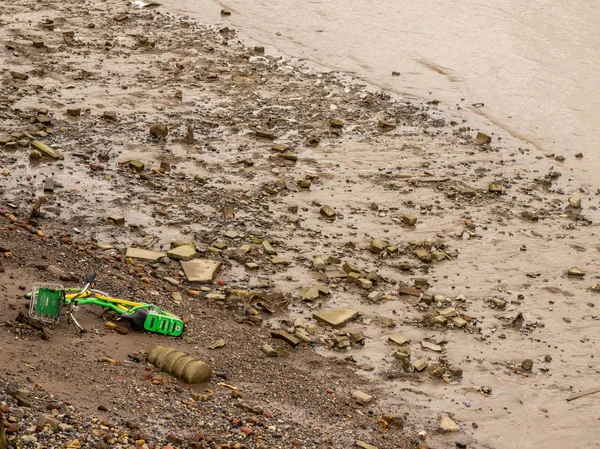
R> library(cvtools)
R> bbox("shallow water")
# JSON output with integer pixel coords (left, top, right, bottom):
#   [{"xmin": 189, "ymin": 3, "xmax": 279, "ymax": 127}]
[{"xmin": 166, "ymin": 0, "xmax": 600, "ymax": 184}]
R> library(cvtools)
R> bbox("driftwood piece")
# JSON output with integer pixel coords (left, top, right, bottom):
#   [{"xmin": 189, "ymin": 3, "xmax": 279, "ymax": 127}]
[
  {"xmin": 16, "ymin": 310, "xmax": 51, "ymax": 340},
  {"xmin": 566, "ymin": 386, "xmax": 600, "ymax": 402}
]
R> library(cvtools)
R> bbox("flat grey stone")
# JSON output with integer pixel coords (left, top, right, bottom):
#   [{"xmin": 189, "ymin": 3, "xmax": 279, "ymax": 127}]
[
  {"xmin": 126, "ymin": 247, "xmax": 167, "ymax": 262},
  {"xmin": 388, "ymin": 333, "xmax": 410, "ymax": 346},
  {"xmin": 167, "ymin": 245, "xmax": 197, "ymax": 261},
  {"xmin": 181, "ymin": 259, "xmax": 222, "ymax": 284},
  {"xmin": 313, "ymin": 307, "xmax": 358, "ymax": 328}
]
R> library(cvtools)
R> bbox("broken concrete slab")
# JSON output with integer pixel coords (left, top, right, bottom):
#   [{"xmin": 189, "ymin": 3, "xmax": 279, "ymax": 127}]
[
  {"xmin": 439, "ymin": 416, "xmax": 460, "ymax": 432},
  {"xmin": 352, "ymin": 390, "xmax": 373, "ymax": 405},
  {"xmin": 270, "ymin": 330, "xmax": 301, "ymax": 347},
  {"xmin": 413, "ymin": 359, "xmax": 429, "ymax": 371},
  {"xmin": 388, "ymin": 333, "xmax": 410, "ymax": 346},
  {"xmin": 421, "ymin": 341, "xmax": 442, "ymax": 352},
  {"xmin": 313, "ymin": 308, "xmax": 358, "ymax": 328},
  {"xmin": 125, "ymin": 247, "xmax": 167, "ymax": 262},
  {"xmin": 180, "ymin": 259, "xmax": 222, "ymax": 284},
  {"xmin": 320, "ymin": 205, "xmax": 337, "ymax": 218},
  {"xmin": 262, "ymin": 241, "xmax": 277, "ymax": 255},
  {"xmin": 167, "ymin": 245, "xmax": 197, "ymax": 261}
]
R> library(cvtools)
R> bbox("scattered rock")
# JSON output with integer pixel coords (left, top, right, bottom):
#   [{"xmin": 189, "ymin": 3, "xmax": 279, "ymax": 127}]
[
  {"xmin": 320, "ymin": 205, "xmax": 337, "ymax": 218},
  {"xmin": 150, "ymin": 123, "xmax": 168, "ymax": 138},
  {"xmin": 313, "ymin": 308, "xmax": 359, "ymax": 328},
  {"xmin": 568, "ymin": 266, "xmax": 585, "ymax": 277},
  {"xmin": 439, "ymin": 416, "xmax": 460, "ymax": 432},
  {"xmin": 180, "ymin": 259, "xmax": 223, "ymax": 283}
]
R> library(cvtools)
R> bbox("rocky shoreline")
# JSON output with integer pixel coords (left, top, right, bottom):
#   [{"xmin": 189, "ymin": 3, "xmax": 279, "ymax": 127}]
[{"xmin": 2, "ymin": 1, "xmax": 599, "ymax": 449}]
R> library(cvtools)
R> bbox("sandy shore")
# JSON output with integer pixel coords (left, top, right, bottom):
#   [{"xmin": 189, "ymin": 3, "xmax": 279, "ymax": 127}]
[{"xmin": 1, "ymin": 1, "xmax": 599, "ymax": 449}]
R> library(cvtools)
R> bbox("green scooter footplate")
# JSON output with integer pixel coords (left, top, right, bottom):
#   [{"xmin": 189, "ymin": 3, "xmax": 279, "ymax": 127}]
[{"xmin": 143, "ymin": 311, "xmax": 184, "ymax": 337}]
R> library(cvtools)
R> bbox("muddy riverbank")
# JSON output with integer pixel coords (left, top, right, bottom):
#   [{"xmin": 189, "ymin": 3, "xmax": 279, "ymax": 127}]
[{"xmin": 1, "ymin": 1, "xmax": 599, "ymax": 449}]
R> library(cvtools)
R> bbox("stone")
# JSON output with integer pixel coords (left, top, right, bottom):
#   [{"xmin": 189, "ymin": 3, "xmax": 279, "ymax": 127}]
[
  {"xmin": 398, "ymin": 286, "xmax": 421, "ymax": 297},
  {"xmin": 128, "ymin": 160, "xmax": 145, "ymax": 171},
  {"xmin": 205, "ymin": 292, "xmax": 226, "ymax": 301},
  {"xmin": 167, "ymin": 245, "xmax": 197, "ymax": 261},
  {"xmin": 343, "ymin": 262, "xmax": 360, "ymax": 274},
  {"xmin": 32, "ymin": 40, "xmax": 45, "ymax": 48},
  {"xmin": 489, "ymin": 297, "xmax": 507, "ymax": 308},
  {"xmin": 43, "ymin": 178, "xmax": 55, "ymax": 193},
  {"xmin": 262, "ymin": 241, "xmax": 277, "ymax": 255},
  {"xmin": 367, "ymin": 291, "xmax": 382, "ymax": 302},
  {"xmin": 475, "ymin": 132, "xmax": 491, "ymax": 144},
  {"xmin": 402, "ymin": 215, "xmax": 418, "ymax": 226},
  {"xmin": 186, "ymin": 125, "xmax": 195, "ymax": 143},
  {"xmin": 521, "ymin": 210, "xmax": 538, "ymax": 221},
  {"xmin": 489, "ymin": 183, "xmax": 503, "ymax": 193},
  {"xmin": 415, "ymin": 248, "xmax": 430, "ymax": 262},
  {"xmin": 358, "ymin": 278, "xmax": 373, "ymax": 289},
  {"xmin": 568, "ymin": 196, "xmax": 582, "ymax": 208},
  {"xmin": 180, "ymin": 259, "xmax": 222, "ymax": 283},
  {"xmin": 568, "ymin": 266, "xmax": 585, "ymax": 277},
  {"xmin": 349, "ymin": 330, "xmax": 365, "ymax": 343},
  {"xmin": 388, "ymin": 333, "xmax": 409, "ymax": 346},
  {"xmin": 150, "ymin": 123, "xmax": 168, "ymax": 138},
  {"xmin": 451, "ymin": 317, "xmax": 467, "ymax": 328},
  {"xmin": 298, "ymin": 179, "xmax": 312, "ymax": 188},
  {"xmin": 413, "ymin": 359, "xmax": 428, "ymax": 372},
  {"xmin": 440, "ymin": 307, "xmax": 457, "ymax": 318},
  {"xmin": 449, "ymin": 365, "xmax": 463, "ymax": 377},
  {"xmin": 355, "ymin": 441, "xmax": 378, "ymax": 449},
  {"xmin": 434, "ymin": 315, "xmax": 448, "ymax": 325},
  {"xmin": 334, "ymin": 335, "xmax": 351, "ymax": 349},
  {"xmin": 29, "ymin": 149, "xmax": 42, "ymax": 160},
  {"xmin": 38, "ymin": 414, "xmax": 60, "ymax": 427},
  {"xmin": 313, "ymin": 308, "xmax": 359, "ymax": 328},
  {"xmin": 381, "ymin": 413, "xmax": 403, "ymax": 429},
  {"xmin": 370, "ymin": 239, "xmax": 386, "ymax": 254},
  {"xmin": 302, "ymin": 286, "xmax": 321, "ymax": 301},
  {"xmin": 320, "ymin": 205, "xmax": 337, "ymax": 218},
  {"xmin": 31, "ymin": 141, "xmax": 59, "ymax": 159},
  {"xmin": 171, "ymin": 240, "xmax": 195, "ymax": 248},
  {"xmin": 294, "ymin": 330, "xmax": 311, "ymax": 346},
  {"xmin": 377, "ymin": 120, "xmax": 396, "ymax": 129},
  {"xmin": 431, "ymin": 251, "xmax": 446, "ymax": 262},
  {"xmin": 164, "ymin": 277, "xmax": 179, "ymax": 286},
  {"xmin": 439, "ymin": 416, "xmax": 460, "ymax": 432},
  {"xmin": 352, "ymin": 390, "xmax": 373, "ymax": 405},
  {"xmin": 66, "ymin": 108, "xmax": 81, "ymax": 117},
  {"xmin": 329, "ymin": 118, "xmax": 344, "ymax": 128},
  {"xmin": 521, "ymin": 359, "xmax": 534, "ymax": 372},
  {"xmin": 125, "ymin": 247, "xmax": 167, "ymax": 262},
  {"xmin": 11, "ymin": 71, "xmax": 29, "ymax": 80},
  {"xmin": 255, "ymin": 129, "xmax": 275, "ymax": 139},
  {"xmin": 270, "ymin": 330, "xmax": 301, "ymax": 347},
  {"xmin": 261, "ymin": 345, "xmax": 278, "ymax": 357},
  {"xmin": 103, "ymin": 111, "xmax": 117, "ymax": 121},
  {"xmin": 107, "ymin": 215, "xmax": 125, "ymax": 226},
  {"xmin": 312, "ymin": 257, "xmax": 326, "ymax": 270},
  {"xmin": 347, "ymin": 271, "xmax": 361, "ymax": 284},
  {"xmin": 421, "ymin": 341, "xmax": 442, "ymax": 352},
  {"xmin": 460, "ymin": 187, "xmax": 477, "ymax": 197}
]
